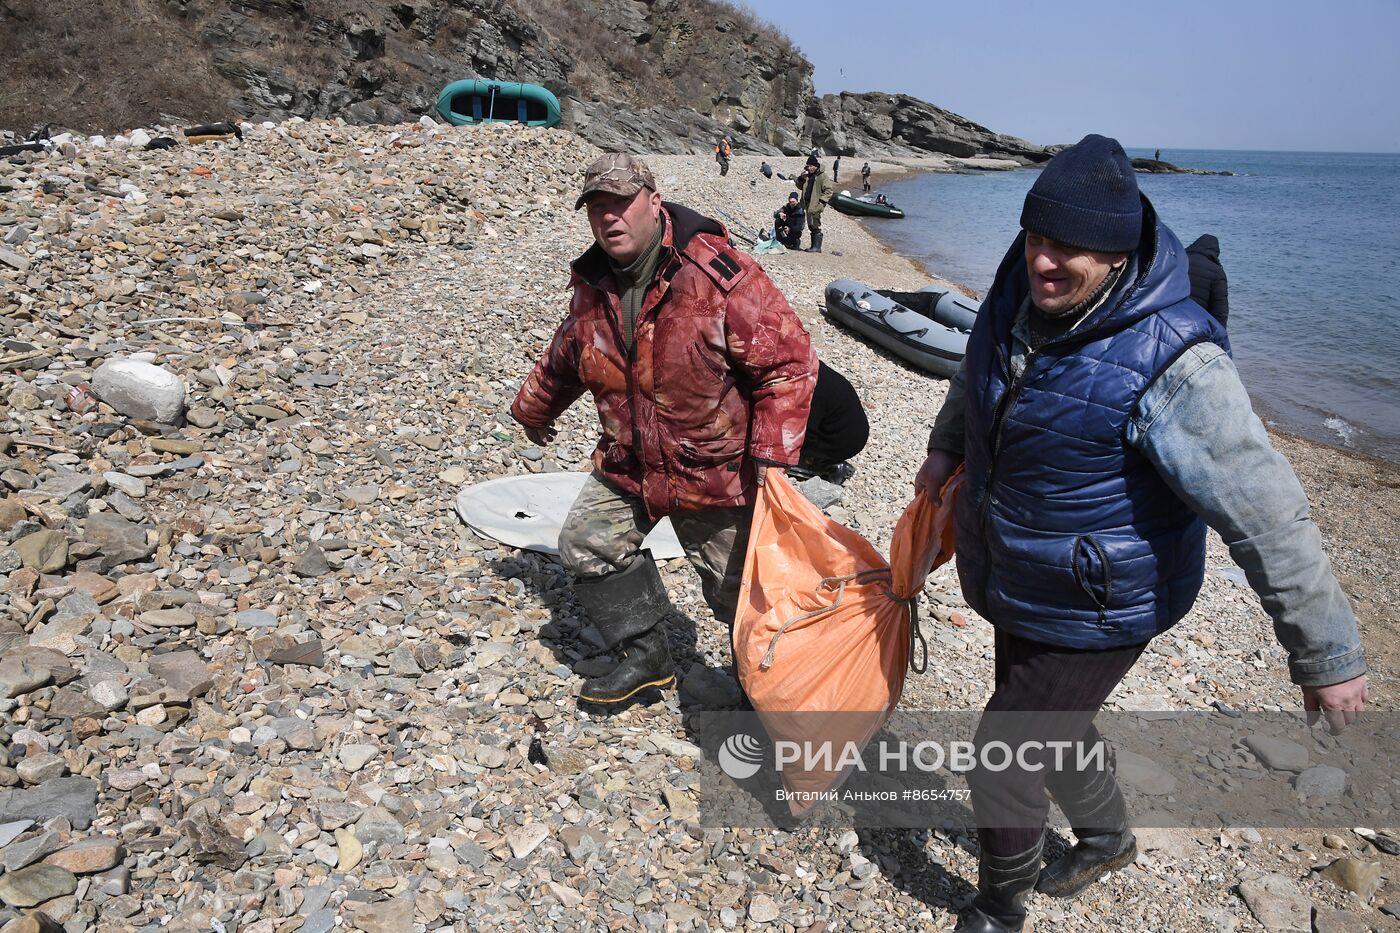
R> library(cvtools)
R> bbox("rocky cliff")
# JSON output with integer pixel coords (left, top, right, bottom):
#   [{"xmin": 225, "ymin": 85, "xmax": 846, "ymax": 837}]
[{"xmin": 0, "ymin": 0, "xmax": 1047, "ymax": 162}]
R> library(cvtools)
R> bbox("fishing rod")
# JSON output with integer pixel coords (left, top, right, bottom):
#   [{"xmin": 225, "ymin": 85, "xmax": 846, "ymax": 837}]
[{"xmin": 713, "ymin": 206, "xmax": 760, "ymax": 246}]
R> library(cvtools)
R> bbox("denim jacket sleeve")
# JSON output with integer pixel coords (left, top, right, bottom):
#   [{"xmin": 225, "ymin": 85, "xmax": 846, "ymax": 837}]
[
  {"xmin": 1126, "ymin": 342, "xmax": 1367, "ymax": 687},
  {"xmin": 926, "ymin": 360, "xmax": 968, "ymax": 458}
]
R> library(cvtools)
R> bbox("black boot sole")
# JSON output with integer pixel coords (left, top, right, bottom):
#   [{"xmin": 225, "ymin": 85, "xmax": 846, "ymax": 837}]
[
  {"xmin": 579, "ymin": 673, "xmax": 676, "ymax": 704},
  {"xmin": 952, "ymin": 907, "xmax": 1024, "ymax": 933},
  {"xmin": 1035, "ymin": 840, "xmax": 1137, "ymax": 899}
]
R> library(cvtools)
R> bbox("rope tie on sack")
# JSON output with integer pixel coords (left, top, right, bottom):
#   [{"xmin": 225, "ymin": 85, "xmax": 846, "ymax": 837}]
[
  {"xmin": 890, "ymin": 589, "xmax": 927, "ymax": 674},
  {"xmin": 760, "ymin": 569, "xmax": 926, "ymax": 673},
  {"xmin": 760, "ymin": 570, "xmax": 888, "ymax": 670}
]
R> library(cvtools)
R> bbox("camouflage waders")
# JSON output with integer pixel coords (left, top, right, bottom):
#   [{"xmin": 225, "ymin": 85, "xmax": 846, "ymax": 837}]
[
  {"xmin": 559, "ymin": 471, "xmax": 753, "ymax": 703},
  {"xmin": 560, "ymin": 470, "xmax": 752, "ymax": 627}
]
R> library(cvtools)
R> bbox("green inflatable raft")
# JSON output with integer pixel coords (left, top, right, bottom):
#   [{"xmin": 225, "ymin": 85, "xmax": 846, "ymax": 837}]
[
  {"xmin": 436, "ymin": 80, "xmax": 562, "ymax": 128},
  {"xmin": 830, "ymin": 191, "xmax": 905, "ymax": 219}
]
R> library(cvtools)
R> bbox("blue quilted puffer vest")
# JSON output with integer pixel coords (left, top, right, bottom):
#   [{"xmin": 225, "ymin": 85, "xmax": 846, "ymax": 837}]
[{"xmin": 957, "ymin": 202, "xmax": 1230, "ymax": 648}]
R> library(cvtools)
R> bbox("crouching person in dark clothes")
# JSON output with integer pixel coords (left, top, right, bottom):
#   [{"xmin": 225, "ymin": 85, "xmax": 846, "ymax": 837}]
[
  {"xmin": 913, "ymin": 135, "xmax": 1368, "ymax": 932},
  {"xmin": 791, "ymin": 361, "xmax": 868, "ymax": 484},
  {"xmin": 512, "ymin": 153, "xmax": 818, "ymax": 705},
  {"xmin": 773, "ymin": 191, "xmax": 806, "ymax": 250}
]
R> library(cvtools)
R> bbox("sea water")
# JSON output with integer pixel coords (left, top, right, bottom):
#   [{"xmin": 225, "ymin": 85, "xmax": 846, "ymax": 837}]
[{"xmin": 866, "ymin": 149, "xmax": 1400, "ymax": 463}]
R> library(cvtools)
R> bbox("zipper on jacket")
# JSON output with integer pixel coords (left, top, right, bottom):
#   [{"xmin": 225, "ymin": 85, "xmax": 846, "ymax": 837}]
[
  {"xmin": 592, "ymin": 283, "xmax": 646, "ymax": 484},
  {"xmin": 990, "ymin": 351, "xmax": 1040, "ymax": 456},
  {"xmin": 613, "ymin": 295, "xmax": 647, "ymax": 482},
  {"xmin": 981, "ymin": 294, "xmax": 1131, "ymax": 504},
  {"xmin": 599, "ymin": 253, "xmax": 676, "ymax": 513},
  {"xmin": 977, "ymin": 339, "xmax": 1039, "ymax": 612}
]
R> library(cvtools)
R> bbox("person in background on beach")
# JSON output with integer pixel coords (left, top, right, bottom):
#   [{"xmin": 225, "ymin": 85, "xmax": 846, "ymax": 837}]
[
  {"xmin": 512, "ymin": 153, "xmax": 817, "ymax": 705},
  {"xmin": 861, "ymin": 161, "xmax": 872, "ymax": 192},
  {"xmin": 714, "ymin": 136, "xmax": 732, "ymax": 176},
  {"xmin": 1154, "ymin": 147, "xmax": 1161, "ymax": 161},
  {"xmin": 1186, "ymin": 233, "xmax": 1229, "ymax": 326},
  {"xmin": 833, "ymin": 155, "xmax": 841, "ymax": 183},
  {"xmin": 913, "ymin": 135, "xmax": 1367, "ymax": 933},
  {"xmin": 760, "ymin": 160, "xmax": 773, "ymax": 179},
  {"xmin": 791, "ymin": 361, "xmax": 868, "ymax": 485},
  {"xmin": 773, "ymin": 191, "xmax": 806, "ymax": 249},
  {"xmin": 795, "ymin": 155, "xmax": 834, "ymax": 252}
]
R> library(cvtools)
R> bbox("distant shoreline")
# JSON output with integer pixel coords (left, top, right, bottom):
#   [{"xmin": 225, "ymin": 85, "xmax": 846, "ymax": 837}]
[
  {"xmin": 827, "ymin": 157, "xmax": 1009, "ymax": 202},
  {"xmin": 835, "ymin": 161, "xmax": 1400, "ymax": 472}
]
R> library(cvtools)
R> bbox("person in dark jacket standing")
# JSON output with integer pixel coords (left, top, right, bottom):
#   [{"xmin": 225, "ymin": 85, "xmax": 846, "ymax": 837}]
[
  {"xmin": 796, "ymin": 155, "xmax": 834, "ymax": 252},
  {"xmin": 1185, "ymin": 233, "xmax": 1229, "ymax": 326},
  {"xmin": 861, "ymin": 161, "xmax": 872, "ymax": 191},
  {"xmin": 833, "ymin": 155, "xmax": 841, "ymax": 183},
  {"xmin": 914, "ymin": 135, "xmax": 1367, "ymax": 933}
]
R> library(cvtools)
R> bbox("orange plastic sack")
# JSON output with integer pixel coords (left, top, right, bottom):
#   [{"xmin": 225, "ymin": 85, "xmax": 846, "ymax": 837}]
[{"xmin": 733, "ymin": 468, "xmax": 963, "ymax": 812}]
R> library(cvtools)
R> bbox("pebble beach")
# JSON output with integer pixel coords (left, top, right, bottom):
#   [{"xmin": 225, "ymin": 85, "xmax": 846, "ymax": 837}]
[{"xmin": 0, "ymin": 120, "xmax": 1395, "ymax": 932}]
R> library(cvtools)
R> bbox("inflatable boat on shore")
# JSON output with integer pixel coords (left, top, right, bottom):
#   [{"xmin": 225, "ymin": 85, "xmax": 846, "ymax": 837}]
[
  {"xmin": 830, "ymin": 191, "xmax": 905, "ymax": 219},
  {"xmin": 436, "ymin": 80, "xmax": 562, "ymax": 128},
  {"xmin": 823, "ymin": 280, "xmax": 979, "ymax": 377}
]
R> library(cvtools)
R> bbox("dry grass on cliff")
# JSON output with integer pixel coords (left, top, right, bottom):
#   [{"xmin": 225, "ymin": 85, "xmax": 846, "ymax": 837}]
[
  {"xmin": 0, "ymin": 0, "xmax": 236, "ymax": 133},
  {"xmin": 512, "ymin": 0, "xmax": 798, "ymax": 108},
  {"xmin": 0, "ymin": 0, "xmax": 805, "ymax": 137},
  {"xmin": 513, "ymin": 0, "xmax": 650, "ymax": 95}
]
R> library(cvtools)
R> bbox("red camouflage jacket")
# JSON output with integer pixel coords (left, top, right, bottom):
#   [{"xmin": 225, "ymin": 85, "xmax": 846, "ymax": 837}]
[{"xmin": 511, "ymin": 203, "xmax": 816, "ymax": 519}]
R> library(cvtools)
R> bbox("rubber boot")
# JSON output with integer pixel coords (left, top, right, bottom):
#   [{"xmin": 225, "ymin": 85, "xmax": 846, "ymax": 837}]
[
  {"xmin": 819, "ymin": 461, "xmax": 856, "ymax": 485},
  {"xmin": 806, "ymin": 229, "xmax": 823, "ymax": 253},
  {"xmin": 580, "ymin": 625, "xmax": 673, "ymax": 703},
  {"xmin": 573, "ymin": 557, "xmax": 674, "ymax": 704},
  {"xmin": 954, "ymin": 836, "xmax": 1043, "ymax": 933},
  {"xmin": 1037, "ymin": 756, "xmax": 1137, "ymax": 898}
]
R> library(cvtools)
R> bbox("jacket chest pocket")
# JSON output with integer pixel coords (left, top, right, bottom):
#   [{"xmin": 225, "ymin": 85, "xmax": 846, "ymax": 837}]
[
  {"xmin": 688, "ymin": 343, "xmax": 728, "ymax": 381},
  {"xmin": 675, "ymin": 436, "xmax": 745, "ymax": 466}
]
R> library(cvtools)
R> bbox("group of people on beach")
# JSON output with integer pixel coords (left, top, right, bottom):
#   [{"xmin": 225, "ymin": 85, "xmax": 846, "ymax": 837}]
[
  {"xmin": 731, "ymin": 137, "xmax": 881, "ymax": 252},
  {"xmin": 766, "ymin": 152, "xmax": 869, "ymax": 252},
  {"xmin": 510, "ymin": 138, "xmax": 1365, "ymax": 933}
]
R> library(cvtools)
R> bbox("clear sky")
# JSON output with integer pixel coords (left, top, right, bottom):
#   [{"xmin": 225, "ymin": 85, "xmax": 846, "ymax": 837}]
[{"xmin": 740, "ymin": 0, "xmax": 1400, "ymax": 153}]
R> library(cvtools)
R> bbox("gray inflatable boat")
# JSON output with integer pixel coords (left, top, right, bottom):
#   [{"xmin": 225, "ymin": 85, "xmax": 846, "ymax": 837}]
[{"xmin": 823, "ymin": 279, "xmax": 979, "ymax": 378}]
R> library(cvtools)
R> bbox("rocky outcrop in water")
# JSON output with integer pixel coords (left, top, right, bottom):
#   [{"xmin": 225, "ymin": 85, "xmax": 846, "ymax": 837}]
[
  {"xmin": 1131, "ymin": 158, "xmax": 1234, "ymax": 176},
  {"xmin": 805, "ymin": 91, "xmax": 1050, "ymax": 164}
]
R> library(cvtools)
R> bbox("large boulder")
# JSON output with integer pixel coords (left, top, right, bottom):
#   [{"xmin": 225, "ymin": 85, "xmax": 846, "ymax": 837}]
[
  {"xmin": 91, "ymin": 358, "xmax": 186, "ymax": 424},
  {"xmin": 861, "ymin": 112, "xmax": 895, "ymax": 141}
]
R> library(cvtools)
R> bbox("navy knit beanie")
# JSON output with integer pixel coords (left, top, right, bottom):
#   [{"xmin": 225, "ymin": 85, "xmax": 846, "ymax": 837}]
[
  {"xmin": 806, "ymin": 155, "xmax": 820, "ymax": 168},
  {"xmin": 1020, "ymin": 134, "xmax": 1141, "ymax": 252}
]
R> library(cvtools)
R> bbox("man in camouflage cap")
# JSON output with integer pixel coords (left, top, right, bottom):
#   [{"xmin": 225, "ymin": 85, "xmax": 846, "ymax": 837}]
[{"xmin": 513, "ymin": 152, "xmax": 817, "ymax": 705}]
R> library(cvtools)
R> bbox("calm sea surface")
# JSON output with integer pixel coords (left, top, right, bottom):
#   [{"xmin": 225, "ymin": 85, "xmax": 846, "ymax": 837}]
[{"xmin": 864, "ymin": 149, "xmax": 1400, "ymax": 463}]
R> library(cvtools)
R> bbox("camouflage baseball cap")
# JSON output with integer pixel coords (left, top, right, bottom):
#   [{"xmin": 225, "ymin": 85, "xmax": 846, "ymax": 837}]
[{"xmin": 575, "ymin": 152, "xmax": 657, "ymax": 210}]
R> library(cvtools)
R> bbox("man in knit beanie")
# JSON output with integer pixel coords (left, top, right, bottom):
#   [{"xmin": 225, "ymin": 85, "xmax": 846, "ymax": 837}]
[
  {"xmin": 772, "ymin": 190, "xmax": 805, "ymax": 249},
  {"xmin": 914, "ymin": 135, "xmax": 1367, "ymax": 933}
]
